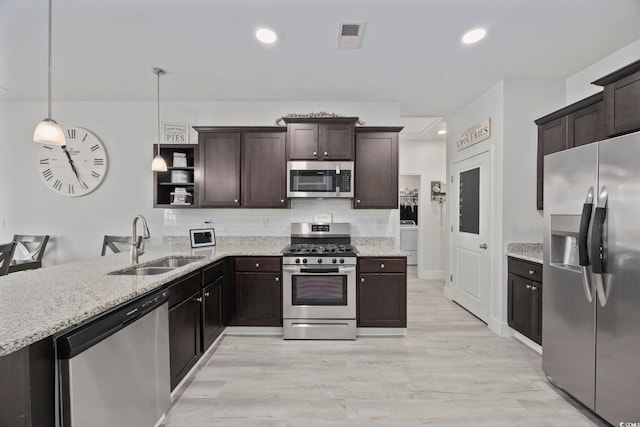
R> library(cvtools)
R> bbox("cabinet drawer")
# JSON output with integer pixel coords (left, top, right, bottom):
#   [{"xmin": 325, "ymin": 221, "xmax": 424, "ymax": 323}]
[
  {"xmin": 358, "ymin": 257, "xmax": 406, "ymax": 273},
  {"xmin": 235, "ymin": 257, "xmax": 281, "ymax": 272},
  {"xmin": 508, "ymin": 257, "xmax": 542, "ymax": 282},
  {"xmin": 203, "ymin": 261, "xmax": 224, "ymax": 285},
  {"xmin": 167, "ymin": 272, "xmax": 201, "ymax": 308}
]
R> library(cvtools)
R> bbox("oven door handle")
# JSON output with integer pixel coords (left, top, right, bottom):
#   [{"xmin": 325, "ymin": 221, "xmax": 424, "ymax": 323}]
[{"xmin": 283, "ymin": 266, "xmax": 356, "ymax": 274}]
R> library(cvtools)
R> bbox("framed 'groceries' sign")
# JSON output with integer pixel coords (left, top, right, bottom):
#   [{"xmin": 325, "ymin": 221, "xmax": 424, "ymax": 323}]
[{"xmin": 162, "ymin": 123, "xmax": 189, "ymax": 144}]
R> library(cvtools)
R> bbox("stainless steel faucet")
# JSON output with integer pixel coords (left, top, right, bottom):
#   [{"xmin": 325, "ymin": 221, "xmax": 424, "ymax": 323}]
[{"xmin": 130, "ymin": 214, "xmax": 151, "ymax": 264}]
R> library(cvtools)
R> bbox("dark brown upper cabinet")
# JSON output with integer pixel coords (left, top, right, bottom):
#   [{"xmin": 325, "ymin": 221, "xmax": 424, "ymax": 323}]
[
  {"xmin": 534, "ymin": 93, "xmax": 604, "ymax": 210},
  {"xmin": 195, "ymin": 127, "xmax": 287, "ymax": 209},
  {"xmin": 593, "ymin": 59, "xmax": 640, "ymax": 137},
  {"xmin": 284, "ymin": 117, "xmax": 357, "ymax": 160},
  {"xmin": 353, "ymin": 127, "xmax": 402, "ymax": 209}
]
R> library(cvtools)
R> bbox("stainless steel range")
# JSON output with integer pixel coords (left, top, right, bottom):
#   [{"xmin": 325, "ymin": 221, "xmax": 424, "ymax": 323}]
[{"xmin": 282, "ymin": 223, "xmax": 357, "ymax": 340}]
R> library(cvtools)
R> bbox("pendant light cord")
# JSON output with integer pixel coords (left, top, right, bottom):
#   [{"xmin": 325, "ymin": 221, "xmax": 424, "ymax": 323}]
[
  {"xmin": 47, "ymin": 0, "xmax": 53, "ymax": 119},
  {"xmin": 152, "ymin": 67, "xmax": 164, "ymax": 156}
]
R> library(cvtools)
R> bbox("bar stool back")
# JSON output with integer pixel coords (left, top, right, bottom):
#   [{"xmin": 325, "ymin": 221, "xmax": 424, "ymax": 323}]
[
  {"xmin": 0, "ymin": 241, "xmax": 17, "ymax": 276},
  {"xmin": 101, "ymin": 235, "xmax": 140, "ymax": 256},
  {"xmin": 9, "ymin": 235, "xmax": 49, "ymax": 273}
]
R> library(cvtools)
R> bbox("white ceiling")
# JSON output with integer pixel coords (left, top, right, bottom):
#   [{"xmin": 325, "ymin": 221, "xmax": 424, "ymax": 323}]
[{"xmin": 1, "ymin": 0, "xmax": 640, "ymax": 129}]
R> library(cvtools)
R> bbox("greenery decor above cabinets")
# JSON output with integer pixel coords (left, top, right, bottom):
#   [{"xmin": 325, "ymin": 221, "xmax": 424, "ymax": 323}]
[
  {"xmin": 284, "ymin": 117, "xmax": 357, "ymax": 160},
  {"xmin": 153, "ymin": 144, "xmax": 198, "ymax": 208},
  {"xmin": 354, "ymin": 127, "xmax": 402, "ymax": 209},
  {"xmin": 194, "ymin": 127, "xmax": 287, "ymax": 209}
]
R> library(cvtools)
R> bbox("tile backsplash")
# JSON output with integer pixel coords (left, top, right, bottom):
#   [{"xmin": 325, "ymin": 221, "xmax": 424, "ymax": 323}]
[{"xmin": 163, "ymin": 199, "xmax": 397, "ymax": 238}]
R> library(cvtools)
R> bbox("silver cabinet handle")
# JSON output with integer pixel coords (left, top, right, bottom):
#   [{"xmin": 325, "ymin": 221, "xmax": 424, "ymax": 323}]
[
  {"xmin": 205, "ymin": 291, "xmax": 210, "ymax": 298},
  {"xmin": 234, "ymin": 199, "xmax": 238, "ymax": 203},
  {"xmin": 380, "ymin": 263, "xmax": 385, "ymax": 269},
  {"xmin": 531, "ymin": 285, "xmax": 538, "ymax": 291},
  {"xmin": 528, "ymin": 270, "xmax": 535, "ymax": 275},
  {"xmin": 256, "ymin": 263, "xmax": 260, "ymax": 268},
  {"xmin": 313, "ymin": 151, "xmax": 317, "ymax": 156},
  {"xmin": 195, "ymin": 296, "xmax": 203, "ymax": 302},
  {"xmin": 361, "ymin": 277, "xmax": 365, "ymax": 282},
  {"xmin": 526, "ymin": 284, "xmax": 532, "ymax": 289},
  {"xmin": 479, "ymin": 244, "xmax": 488, "ymax": 249},
  {"xmin": 280, "ymin": 199, "xmax": 285, "ymax": 203},
  {"xmin": 275, "ymin": 276, "xmax": 279, "ymax": 282},
  {"xmin": 356, "ymin": 199, "xmax": 361, "ymax": 204},
  {"xmin": 324, "ymin": 151, "xmax": 328, "ymax": 156}
]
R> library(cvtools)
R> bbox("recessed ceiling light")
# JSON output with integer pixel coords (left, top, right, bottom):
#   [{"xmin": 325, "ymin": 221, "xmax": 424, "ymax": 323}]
[
  {"xmin": 462, "ymin": 28, "xmax": 487, "ymax": 45},
  {"xmin": 256, "ymin": 28, "xmax": 277, "ymax": 44},
  {"xmin": 437, "ymin": 130, "xmax": 447, "ymax": 135}
]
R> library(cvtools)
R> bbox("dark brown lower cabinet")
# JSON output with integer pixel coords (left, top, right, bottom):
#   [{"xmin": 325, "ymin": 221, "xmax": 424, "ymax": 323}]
[
  {"xmin": 232, "ymin": 257, "xmax": 282, "ymax": 326},
  {"xmin": 0, "ymin": 338, "xmax": 55, "ymax": 427},
  {"xmin": 357, "ymin": 257, "xmax": 407, "ymax": 327},
  {"xmin": 168, "ymin": 272, "xmax": 202, "ymax": 390},
  {"xmin": 202, "ymin": 262, "xmax": 224, "ymax": 349},
  {"xmin": 507, "ymin": 257, "xmax": 542, "ymax": 345},
  {"xmin": 233, "ymin": 272, "xmax": 282, "ymax": 326}
]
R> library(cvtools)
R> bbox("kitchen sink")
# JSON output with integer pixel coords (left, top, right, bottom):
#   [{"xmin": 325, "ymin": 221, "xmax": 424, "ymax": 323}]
[{"xmin": 109, "ymin": 256, "xmax": 206, "ymax": 276}]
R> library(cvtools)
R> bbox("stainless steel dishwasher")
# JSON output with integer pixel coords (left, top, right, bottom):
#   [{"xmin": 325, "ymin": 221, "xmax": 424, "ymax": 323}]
[{"xmin": 57, "ymin": 289, "xmax": 170, "ymax": 427}]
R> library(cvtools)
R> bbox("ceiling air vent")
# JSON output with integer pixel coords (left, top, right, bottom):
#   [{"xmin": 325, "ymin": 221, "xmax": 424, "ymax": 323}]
[{"xmin": 338, "ymin": 22, "xmax": 365, "ymax": 49}]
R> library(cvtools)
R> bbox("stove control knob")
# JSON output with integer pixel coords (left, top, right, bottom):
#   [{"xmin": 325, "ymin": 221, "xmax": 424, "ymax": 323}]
[
  {"xmin": 295, "ymin": 258, "xmax": 300, "ymax": 264},
  {"xmin": 302, "ymin": 258, "xmax": 307, "ymax": 264},
  {"xmin": 317, "ymin": 258, "xmax": 323, "ymax": 264},
  {"xmin": 340, "ymin": 258, "xmax": 345, "ymax": 264},
  {"xmin": 332, "ymin": 258, "xmax": 337, "ymax": 264}
]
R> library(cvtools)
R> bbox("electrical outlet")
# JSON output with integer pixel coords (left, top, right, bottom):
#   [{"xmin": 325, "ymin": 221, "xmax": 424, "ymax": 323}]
[{"xmin": 263, "ymin": 219, "xmax": 269, "ymax": 229}]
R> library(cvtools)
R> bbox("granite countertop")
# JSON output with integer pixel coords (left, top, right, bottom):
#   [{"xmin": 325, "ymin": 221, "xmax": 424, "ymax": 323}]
[
  {"xmin": 506, "ymin": 243, "xmax": 543, "ymax": 264},
  {"xmin": 0, "ymin": 236, "xmax": 404, "ymax": 356}
]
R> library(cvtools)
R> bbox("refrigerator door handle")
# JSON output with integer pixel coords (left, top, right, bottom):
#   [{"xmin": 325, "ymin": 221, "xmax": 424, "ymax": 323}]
[
  {"xmin": 578, "ymin": 187, "xmax": 595, "ymax": 302},
  {"xmin": 590, "ymin": 186, "xmax": 608, "ymax": 307}
]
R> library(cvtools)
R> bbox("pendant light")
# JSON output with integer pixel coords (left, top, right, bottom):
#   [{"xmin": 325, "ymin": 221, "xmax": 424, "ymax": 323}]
[
  {"xmin": 151, "ymin": 67, "xmax": 168, "ymax": 172},
  {"xmin": 33, "ymin": 0, "xmax": 66, "ymax": 145}
]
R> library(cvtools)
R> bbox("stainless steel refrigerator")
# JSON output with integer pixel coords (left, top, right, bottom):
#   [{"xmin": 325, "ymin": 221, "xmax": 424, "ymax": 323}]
[{"xmin": 543, "ymin": 130, "xmax": 640, "ymax": 425}]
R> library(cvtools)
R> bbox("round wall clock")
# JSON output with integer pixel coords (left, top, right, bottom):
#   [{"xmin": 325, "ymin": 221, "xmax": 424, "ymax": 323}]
[{"xmin": 37, "ymin": 127, "xmax": 108, "ymax": 197}]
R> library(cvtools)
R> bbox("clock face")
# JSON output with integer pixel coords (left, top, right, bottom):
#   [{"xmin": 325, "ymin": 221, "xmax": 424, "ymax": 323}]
[{"xmin": 37, "ymin": 127, "xmax": 108, "ymax": 197}]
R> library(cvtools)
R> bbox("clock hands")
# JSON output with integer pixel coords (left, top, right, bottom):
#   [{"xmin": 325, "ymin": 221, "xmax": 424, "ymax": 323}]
[{"xmin": 61, "ymin": 146, "xmax": 88, "ymax": 189}]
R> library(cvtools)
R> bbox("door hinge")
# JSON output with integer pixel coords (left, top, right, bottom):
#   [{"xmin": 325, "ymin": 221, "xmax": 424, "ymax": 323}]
[
  {"xmin": 451, "ymin": 175, "xmax": 453, "ymax": 183},
  {"xmin": 450, "ymin": 274, "xmax": 453, "ymax": 282},
  {"xmin": 450, "ymin": 225, "xmax": 453, "ymax": 232}
]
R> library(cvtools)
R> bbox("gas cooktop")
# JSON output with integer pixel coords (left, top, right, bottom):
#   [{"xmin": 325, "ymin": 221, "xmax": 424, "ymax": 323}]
[{"xmin": 282, "ymin": 243, "xmax": 357, "ymax": 257}]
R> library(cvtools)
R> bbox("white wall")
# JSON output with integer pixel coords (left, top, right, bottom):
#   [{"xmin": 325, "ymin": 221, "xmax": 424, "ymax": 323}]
[
  {"xmin": 0, "ymin": 100, "xmax": 401, "ymax": 265},
  {"xmin": 399, "ymin": 138, "xmax": 447, "ymax": 279},
  {"xmin": 445, "ymin": 78, "xmax": 566, "ymax": 336}
]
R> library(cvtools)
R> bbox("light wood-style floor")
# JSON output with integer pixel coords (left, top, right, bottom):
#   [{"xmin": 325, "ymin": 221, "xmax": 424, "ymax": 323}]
[{"xmin": 162, "ymin": 268, "xmax": 606, "ymax": 426}]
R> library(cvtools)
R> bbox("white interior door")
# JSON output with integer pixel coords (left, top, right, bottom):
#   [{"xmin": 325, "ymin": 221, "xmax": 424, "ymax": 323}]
[{"xmin": 450, "ymin": 150, "xmax": 491, "ymax": 322}]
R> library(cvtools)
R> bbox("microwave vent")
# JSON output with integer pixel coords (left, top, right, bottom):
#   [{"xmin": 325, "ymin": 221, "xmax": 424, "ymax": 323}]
[{"xmin": 338, "ymin": 22, "xmax": 365, "ymax": 49}]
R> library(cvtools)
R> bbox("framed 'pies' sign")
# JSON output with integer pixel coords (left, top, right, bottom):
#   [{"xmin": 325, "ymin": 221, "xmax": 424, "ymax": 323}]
[
  {"xmin": 162, "ymin": 123, "xmax": 189, "ymax": 144},
  {"xmin": 189, "ymin": 228, "xmax": 216, "ymax": 248}
]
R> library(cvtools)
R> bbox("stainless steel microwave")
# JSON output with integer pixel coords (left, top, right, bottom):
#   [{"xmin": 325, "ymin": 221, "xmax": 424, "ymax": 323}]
[{"xmin": 287, "ymin": 161, "xmax": 354, "ymax": 198}]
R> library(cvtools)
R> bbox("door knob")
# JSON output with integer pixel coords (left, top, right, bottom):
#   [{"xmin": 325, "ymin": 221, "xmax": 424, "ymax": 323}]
[{"xmin": 479, "ymin": 244, "xmax": 488, "ymax": 249}]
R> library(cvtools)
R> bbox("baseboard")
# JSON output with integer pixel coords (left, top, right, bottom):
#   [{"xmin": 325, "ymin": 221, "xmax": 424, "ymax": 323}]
[
  {"xmin": 488, "ymin": 317, "xmax": 510, "ymax": 337},
  {"xmin": 357, "ymin": 327, "xmax": 406, "ymax": 337},
  {"xmin": 418, "ymin": 270, "xmax": 446, "ymax": 280},
  {"xmin": 510, "ymin": 329, "xmax": 542, "ymax": 355},
  {"xmin": 224, "ymin": 326, "xmax": 283, "ymax": 336}
]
